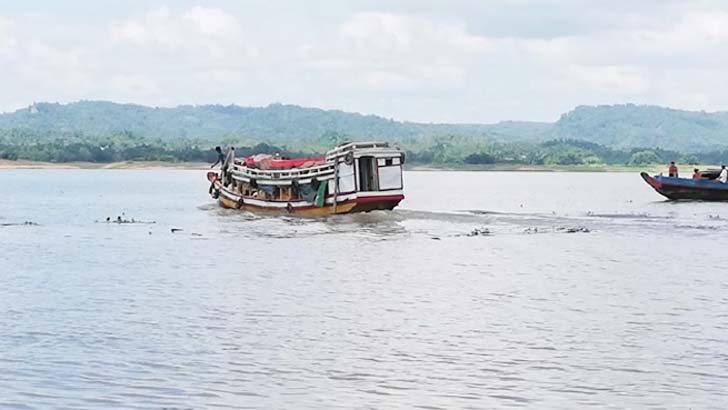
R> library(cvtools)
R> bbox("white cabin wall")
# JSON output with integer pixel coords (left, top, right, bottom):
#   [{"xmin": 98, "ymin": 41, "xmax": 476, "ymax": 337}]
[{"xmin": 338, "ymin": 162, "xmax": 356, "ymax": 193}]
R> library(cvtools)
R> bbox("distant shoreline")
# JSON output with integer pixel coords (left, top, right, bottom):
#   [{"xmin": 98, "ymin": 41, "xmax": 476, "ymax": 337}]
[
  {"xmin": 407, "ymin": 164, "xmax": 666, "ymax": 173},
  {"xmin": 0, "ymin": 159, "xmax": 210, "ymax": 170},
  {"xmin": 0, "ymin": 159, "xmax": 672, "ymax": 173}
]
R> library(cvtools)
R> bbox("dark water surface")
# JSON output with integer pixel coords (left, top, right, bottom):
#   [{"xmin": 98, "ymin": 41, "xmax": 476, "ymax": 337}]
[{"xmin": 1, "ymin": 170, "xmax": 728, "ymax": 409}]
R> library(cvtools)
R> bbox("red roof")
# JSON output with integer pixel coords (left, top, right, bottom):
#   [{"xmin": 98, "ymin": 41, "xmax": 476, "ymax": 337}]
[{"xmin": 244, "ymin": 155, "xmax": 326, "ymax": 169}]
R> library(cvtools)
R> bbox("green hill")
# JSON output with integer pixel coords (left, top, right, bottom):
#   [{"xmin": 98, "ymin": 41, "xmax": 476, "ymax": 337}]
[
  {"xmin": 0, "ymin": 101, "xmax": 549, "ymax": 142},
  {"xmin": 549, "ymin": 104, "xmax": 728, "ymax": 152},
  {"xmin": 2, "ymin": 101, "xmax": 728, "ymax": 153}
]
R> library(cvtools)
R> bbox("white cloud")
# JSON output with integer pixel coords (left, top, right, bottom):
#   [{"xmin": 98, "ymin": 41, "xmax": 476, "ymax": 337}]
[
  {"xmin": 629, "ymin": 10, "xmax": 728, "ymax": 60},
  {"xmin": 301, "ymin": 12, "xmax": 494, "ymax": 92},
  {"xmin": 4, "ymin": 2, "xmax": 728, "ymax": 122},
  {"xmin": 339, "ymin": 12, "xmax": 492, "ymax": 55},
  {"xmin": 566, "ymin": 65, "xmax": 650, "ymax": 95},
  {"xmin": 307, "ymin": 11, "xmax": 656, "ymax": 100},
  {"xmin": 109, "ymin": 74, "xmax": 159, "ymax": 96},
  {"xmin": 4, "ymin": 38, "xmax": 92, "ymax": 101},
  {"xmin": 0, "ymin": 16, "xmax": 18, "ymax": 59},
  {"xmin": 0, "ymin": 16, "xmax": 95, "ymax": 107},
  {"xmin": 110, "ymin": 6, "xmax": 253, "ymax": 60}
]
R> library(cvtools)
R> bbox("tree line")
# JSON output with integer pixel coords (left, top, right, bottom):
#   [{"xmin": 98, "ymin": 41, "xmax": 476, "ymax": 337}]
[{"xmin": 0, "ymin": 129, "xmax": 725, "ymax": 166}]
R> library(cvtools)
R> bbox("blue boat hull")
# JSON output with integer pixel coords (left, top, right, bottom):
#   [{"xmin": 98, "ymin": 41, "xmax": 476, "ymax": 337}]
[{"xmin": 641, "ymin": 172, "xmax": 728, "ymax": 201}]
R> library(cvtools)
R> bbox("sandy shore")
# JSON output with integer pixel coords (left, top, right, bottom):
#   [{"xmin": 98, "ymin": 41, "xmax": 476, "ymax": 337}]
[
  {"xmin": 0, "ymin": 160, "xmax": 210, "ymax": 170},
  {"xmin": 407, "ymin": 164, "xmax": 665, "ymax": 173}
]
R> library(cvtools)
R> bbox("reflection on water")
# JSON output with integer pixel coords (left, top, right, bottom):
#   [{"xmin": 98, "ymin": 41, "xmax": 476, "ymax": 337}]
[{"xmin": 1, "ymin": 170, "xmax": 728, "ymax": 409}]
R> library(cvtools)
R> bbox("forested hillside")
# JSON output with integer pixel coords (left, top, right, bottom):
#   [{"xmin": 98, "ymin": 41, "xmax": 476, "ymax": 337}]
[
  {"xmin": 2, "ymin": 101, "xmax": 728, "ymax": 152},
  {"xmin": 0, "ymin": 101, "xmax": 549, "ymax": 142},
  {"xmin": 549, "ymin": 104, "xmax": 728, "ymax": 152},
  {"xmin": 2, "ymin": 101, "xmax": 728, "ymax": 165}
]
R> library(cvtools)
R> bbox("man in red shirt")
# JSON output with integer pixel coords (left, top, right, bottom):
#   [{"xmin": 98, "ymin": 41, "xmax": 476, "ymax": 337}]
[{"xmin": 668, "ymin": 161, "xmax": 678, "ymax": 177}]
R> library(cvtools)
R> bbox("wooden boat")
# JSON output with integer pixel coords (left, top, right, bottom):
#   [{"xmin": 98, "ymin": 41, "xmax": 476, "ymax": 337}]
[
  {"xmin": 207, "ymin": 141, "xmax": 405, "ymax": 215},
  {"xmin": 640, "ymin": 171, "xmax": 728, "ymax": 200}
]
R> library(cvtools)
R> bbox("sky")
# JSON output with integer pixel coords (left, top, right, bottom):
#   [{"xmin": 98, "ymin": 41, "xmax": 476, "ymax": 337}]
[{"xmin": 1, "ymin": 0, "xmax": 728, "ymax": 123}]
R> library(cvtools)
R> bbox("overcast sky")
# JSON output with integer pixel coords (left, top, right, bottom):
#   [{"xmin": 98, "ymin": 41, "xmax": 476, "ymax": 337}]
[{"xmin": 1, "ymin": 0, "xmax": 728, "ymax": 123}]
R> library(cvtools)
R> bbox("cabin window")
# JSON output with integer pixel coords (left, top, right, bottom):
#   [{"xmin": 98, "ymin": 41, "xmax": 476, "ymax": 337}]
[
  {"xmin": 393, "ymin": 157, "xmax": 401, "ymax": 165},
  {"xmin": 377, "ymin": 158, "xmax": 386, "ymax": 166},
  {"xmin": 378, "ymin": 165, "xmax": 402, "ymax": 190}
]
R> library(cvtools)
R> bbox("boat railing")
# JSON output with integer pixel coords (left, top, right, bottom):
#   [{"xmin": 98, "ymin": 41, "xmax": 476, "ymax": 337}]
[
  {"xmin": 230, "ymin": 171, "xmax": 335, "ymax": 186},
  {"xmin": 230, "ymin": 161, "xmax": 336, "ymax": 182},
  {"xmin": 325, "ymin": 141, "xmax": 395, "ymax": 160}
]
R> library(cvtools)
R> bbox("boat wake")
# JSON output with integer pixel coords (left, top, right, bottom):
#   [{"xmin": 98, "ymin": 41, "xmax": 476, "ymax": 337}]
[
  {"xmin": 199, "ymin": 204, "xmax": 728, "ymax": 241},
  {"xmin": 584, "ymin": 212, "xmax": 672, "ymax": 220}
]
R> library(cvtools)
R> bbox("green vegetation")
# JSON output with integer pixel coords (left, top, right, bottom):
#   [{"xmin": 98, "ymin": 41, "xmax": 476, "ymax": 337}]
[
  {"xmin": 1, "ymin": 128, "xmax": 724, "ymax": 169},
  {"xmin": 628, "ymin": 150, "xmax": 662, "ymax": 165},
  {"xmin": 400, "ymin": 137, "xmax": 691, "ymax": 167},
  {"xmin": 0, "ymin": 130, "xmax": 309, "ymax": 163},
  {"xmin": 2, "ymin": 101, "xmax": 728, "ymax": 167},
  {"xmin": 1, "ymin": 101, "xmax": 529, "ymax": 142},
  {"xmin": 549, "ymin": 104, "xmax": 728, "ymax": 152}
]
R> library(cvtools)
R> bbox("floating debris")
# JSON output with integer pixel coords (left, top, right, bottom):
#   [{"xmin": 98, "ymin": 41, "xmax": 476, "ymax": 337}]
[
  {"xmin": 170, "ymin": 228, "xmax": 183, "ymax": 233},
  {"xmin": 467, "ymin": 227, "xmax": 491, "ymax": 237},
  {"xmin": 0, "ymin": 221, "xmax": 38, "ymax": 227},
  {"xmin": 524, "ymin": 226, "xmax": 590, "ymax": 234},
  {"xmin": 100, "ymin": 215, "xmax": 155, "ymax": 224},
  {"xmin": 586, "ymin": 212, "xmax": 667, "ymax": 220},
  {"xmin": 675, "ymin": 224, "xmax": 720, "ymax": 231},
  {"xmin": 558, "ymin": 226, "xmax": 591, "ymax": 233}
]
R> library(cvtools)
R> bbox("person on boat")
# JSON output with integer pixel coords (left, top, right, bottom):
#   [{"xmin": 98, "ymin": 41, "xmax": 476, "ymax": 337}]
[
  {"xmin": 718, "ymin": 165, "xmax": 728, "ymax": 183},
  {"xmin": 693, "ymin": 168, "xmax": 701, "ymax": 179},
  {"xmin": 222, "ymin": 147, "xmax": 235, "ymax": 170},
  {"xmin": 210, "ymin": 146, "xmax": 225, "ymax": 169},
  {"xmin": 221, "ymin": 147, "xmax": 235, "ymax": 185},
  {"xmin": 668, "ymin": 161, "xmax": 678, "ymax": 177}
]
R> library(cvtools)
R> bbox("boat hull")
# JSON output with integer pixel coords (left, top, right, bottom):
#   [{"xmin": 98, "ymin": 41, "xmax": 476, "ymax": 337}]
[
  {"xmin": 641, "ymin": 172, "xmax": 728, "ymax": 201},
  {"xmin": 213, "ymin": 181, "xmax": 403, "ymax": 216}
]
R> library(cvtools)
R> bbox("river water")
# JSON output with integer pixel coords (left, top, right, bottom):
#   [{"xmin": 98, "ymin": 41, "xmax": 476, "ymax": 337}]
[{"xmin": 1, "ymin": 170, "xmax": 727, "ymax": 409}]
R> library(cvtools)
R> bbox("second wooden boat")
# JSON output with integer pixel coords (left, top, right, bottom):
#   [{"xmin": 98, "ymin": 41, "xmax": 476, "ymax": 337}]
[{"xmin": 641, "ymin": 171, "xmax": 728, "ymax": 201}]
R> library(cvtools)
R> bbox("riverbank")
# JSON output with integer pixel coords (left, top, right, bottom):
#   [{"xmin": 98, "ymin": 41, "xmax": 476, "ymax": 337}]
[
  {"xmin": 406, "ymin": 163, "xmax": 668, "ymax": 173},
  {"xmin": 0, "ymin": 159, "xmax": 682, "ymax": 173},
  {"xmin": 0, "ymin": 159, "xmax": 210, "ymax": 170}
]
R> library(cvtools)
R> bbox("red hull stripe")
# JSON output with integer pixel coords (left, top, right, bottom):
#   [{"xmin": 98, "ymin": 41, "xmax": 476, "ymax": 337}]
[
  {"xmin": 221, "ymin": 194, "xmax": 404, "ymax": 211},
  {"xmin": 356, "ymin": 194, "xmax": 404, "ymax": 204}
]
